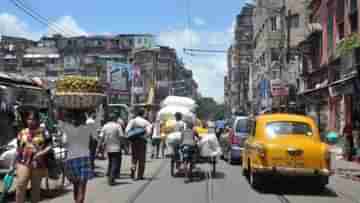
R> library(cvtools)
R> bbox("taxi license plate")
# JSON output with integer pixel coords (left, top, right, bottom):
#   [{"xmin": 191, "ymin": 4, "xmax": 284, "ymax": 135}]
[{"xmin": 294, "ymin": 159, "xmax": 304, "ymax": 168}]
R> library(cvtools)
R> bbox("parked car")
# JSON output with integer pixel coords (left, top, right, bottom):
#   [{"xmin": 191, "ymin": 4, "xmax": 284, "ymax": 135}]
[
  {"xmin": 222, "ymin": 116, "xmax": 250, "ymax": 164},
  {"xmin": 242, "ymin": 114, "xmax": 331, "ymax": 190}
]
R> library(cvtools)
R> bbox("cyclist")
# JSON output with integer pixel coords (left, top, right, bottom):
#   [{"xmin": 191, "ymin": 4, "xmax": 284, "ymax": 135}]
[{"xmin": 180, "ymin": 121, "xmax": 199, "ymax": 180}]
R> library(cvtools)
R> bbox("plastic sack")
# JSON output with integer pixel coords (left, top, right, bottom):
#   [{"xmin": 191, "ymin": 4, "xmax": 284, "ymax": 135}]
[
  {"xmin": 161, "ymin": 96, "xmax": 197, "ymax": 110},
  {"xmin": 167, "ymin": 132, "xmax": 182, "ymax": 146},
  {"xmin": 198, "ymin": 133, "xmax": 222, "ymax": 158}
]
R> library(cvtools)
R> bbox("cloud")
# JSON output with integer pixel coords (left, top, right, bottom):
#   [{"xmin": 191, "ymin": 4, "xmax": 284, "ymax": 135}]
[
  {"xmin": 0, "ymin": 13, "xmax": 86, "ymax": 39},
  {"xmin": 158, "ymin": 28, "xmax": 201, "ymax": 51},
  {"xmin": 193, "ymin": 17, "xmax": 206, "ymax": 26},
  {"xmin": 0, "ymin": 13, "xmax": 40, "ymax": 40},
  {"xmin": 157, "ymin": 26, "xmax": 233, "ymax": 103},
  {"xmin": 48, "ymin": 16, "xmax": 87, "ymax": 37}
]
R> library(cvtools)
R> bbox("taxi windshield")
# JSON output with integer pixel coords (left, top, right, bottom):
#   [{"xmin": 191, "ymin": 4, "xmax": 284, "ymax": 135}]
[{"xmin": 265, "ymin": 121, "xmax": 313, "ymax": 139}]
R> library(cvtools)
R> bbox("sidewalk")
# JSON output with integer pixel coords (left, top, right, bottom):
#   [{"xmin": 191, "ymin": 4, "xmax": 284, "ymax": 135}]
[{"xmin": 330, "ymin": 145, "xmax": 360, "ymax": 181}]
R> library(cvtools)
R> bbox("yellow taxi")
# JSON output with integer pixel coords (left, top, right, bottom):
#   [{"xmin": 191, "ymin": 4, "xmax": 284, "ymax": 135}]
[{"xmin": 242, "ymin": 114, "xmax": 331, "ymax": 190}]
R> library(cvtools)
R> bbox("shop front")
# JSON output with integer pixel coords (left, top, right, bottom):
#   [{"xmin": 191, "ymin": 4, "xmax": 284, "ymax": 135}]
[{"xmin": 329, "ymin": 75, "xmax": 360, "ymax": 160}]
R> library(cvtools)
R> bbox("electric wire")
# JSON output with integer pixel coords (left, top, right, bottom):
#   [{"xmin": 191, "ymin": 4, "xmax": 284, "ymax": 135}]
[
  {"xmin": 16, "ymin": 0, "xmax": 80, "ymax": 36},
  {"xmin": 9, "ymin": 0, "xmax": 77, "ymax": 37}
]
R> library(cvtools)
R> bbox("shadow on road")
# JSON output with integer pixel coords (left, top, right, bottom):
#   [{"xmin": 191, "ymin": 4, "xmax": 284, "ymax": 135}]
[
  {"xmin": 171, "ymin": 171, "xmax": 226, "ymax": 182},
  {"xmin": 112, "ymin": 181, "xmax": 132, "ymax": 186},
  {"xmin": 257, "ymin": 182, "xmax": 338, "ymax": 197},
  {"xmin": 40, "ymin": 188, "xmax": 73, "ymax": 200}
]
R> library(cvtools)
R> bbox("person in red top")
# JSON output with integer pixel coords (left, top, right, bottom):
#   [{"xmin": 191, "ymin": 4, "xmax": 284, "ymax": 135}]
[{"xmin": 15, "ymin": 110, "xmax": 52, "ymax": 203}]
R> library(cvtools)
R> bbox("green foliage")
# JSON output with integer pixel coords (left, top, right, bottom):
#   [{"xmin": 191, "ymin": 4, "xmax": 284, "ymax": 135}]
[
  {"xmin": 195, "ymin": 97, "xmax": 224, "ymax": 121},
  {"xmin": 337, "ymin": 33, "xmax": 360, "ymax": 56}
]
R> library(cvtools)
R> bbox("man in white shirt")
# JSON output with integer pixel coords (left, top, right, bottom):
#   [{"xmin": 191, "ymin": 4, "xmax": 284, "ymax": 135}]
[
  {"xmin": 101, "ymin": 115, "xmax": 124, "ymax": 185},
  {"xmin": 125, "ymin": 108, "xmax": 152, "ymax": 180}
]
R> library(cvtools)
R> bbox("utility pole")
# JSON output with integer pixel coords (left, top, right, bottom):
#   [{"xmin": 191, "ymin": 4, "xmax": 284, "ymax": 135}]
[{"xmin": 280, "ymin": 0, "xmax": 287, "ymax": 80}]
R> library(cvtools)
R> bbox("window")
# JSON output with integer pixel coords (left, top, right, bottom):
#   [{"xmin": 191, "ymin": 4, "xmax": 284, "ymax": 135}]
[
  {"xmin": 235, "ymin": 119, "xmax": 249, "ymax": 134},
  {"xmin": 270, "ymin": 16, "xmax": 278, "ymax": 31},
  {"xmin": 265, "ymin": 121, "xmax": 313, "ymax": 139},
  {"xmin": 350, "ymin": 0, "xmax": 358, "ymax": 14},
  {"xmin": 338, "ymin": 23, "xmax": 345, "ymax": 40},
  {"xmin": 350, "ymin": 12, "xmax": 358, "ymax": 32},
  {"xmin": 271, "ymin": 49, "xmax": 280, "ymax": 61},
  {"xmin": 290, "ymin": 14, "xmax": 300, "ymax": 28}
]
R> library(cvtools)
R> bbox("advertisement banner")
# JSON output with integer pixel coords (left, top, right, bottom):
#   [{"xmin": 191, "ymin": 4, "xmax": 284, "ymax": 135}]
[{"xmin": 107, "ymin": 62, "xmax": 131, "ymax": 92}]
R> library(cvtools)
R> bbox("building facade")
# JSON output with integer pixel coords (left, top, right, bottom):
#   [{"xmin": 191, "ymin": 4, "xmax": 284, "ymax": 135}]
[
  {"xmin": 251, "ymin": 0, "xmax": 308, "ymax": 114},
  {"xmin": 226, "ymin": 4, "xmax": 254, "ymax": 115},
  {"xmin": 298, "ymin": 0, "xmax": 360, "ymax": 148}
]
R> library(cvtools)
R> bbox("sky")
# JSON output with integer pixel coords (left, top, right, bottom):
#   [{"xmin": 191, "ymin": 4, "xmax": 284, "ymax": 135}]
[{"xmin": 0, "ymin": 0, "xmax": 253, "ymax": 103}]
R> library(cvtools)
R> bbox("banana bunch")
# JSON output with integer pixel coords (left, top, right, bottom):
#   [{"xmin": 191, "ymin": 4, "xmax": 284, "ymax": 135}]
[{"xmin": 56, "ymin": 76, "xmax": 104, "ymax": 93}]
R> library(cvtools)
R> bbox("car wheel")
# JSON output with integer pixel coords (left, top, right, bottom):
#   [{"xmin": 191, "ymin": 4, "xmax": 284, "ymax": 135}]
[
  {"xmin": 249, "ymin": 167, "xmax": 262, "ymax": 190},
  {"xmin": 314, "ymin": 176, "xmax": 328, "ymax": 191},
  {"xmin": 242, "ymin": 164, "xmax": 248, "ymax": 177}
]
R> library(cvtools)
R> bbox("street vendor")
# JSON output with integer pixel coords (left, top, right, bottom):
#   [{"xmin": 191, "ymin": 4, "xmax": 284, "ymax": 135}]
[{"xmin": 57, "ymin": 109, "xmax": 98, "ymax": 203}]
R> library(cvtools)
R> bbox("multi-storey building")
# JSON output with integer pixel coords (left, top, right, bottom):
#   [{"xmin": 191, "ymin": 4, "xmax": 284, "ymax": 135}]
[
  {"xmin": 226, "ymin": 3, "xmax": 254, "ymax": 115},
  {"xmin": 298, "ymin": 0, "xmax": 360, "ymax": 140},
  {"xmin": 252, "ymin": 0, "xmax": 308, "ymax": 113},
  {"xmin": 132, "ymin": 46, "xmax": 198, "ymax": 121}
]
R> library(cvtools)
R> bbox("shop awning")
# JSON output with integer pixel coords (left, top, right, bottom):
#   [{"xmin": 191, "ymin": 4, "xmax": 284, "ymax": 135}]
[{"xmin": 329, "ymin": 75, "xmax": 359, "ymax": 97}]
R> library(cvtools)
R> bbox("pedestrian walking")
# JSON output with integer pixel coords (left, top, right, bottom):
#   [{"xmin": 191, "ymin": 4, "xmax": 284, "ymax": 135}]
[
  {"xmin": 118, "ymin": 118, "xmax": 129, "ymax": 155},
  {"xmin": 57, "ymin": 110, "xmax": 97, "ymax": 203},
  {"xmin": 125, "ymin": 108, "xmax": 152, "ymax": 180},
  {"xmin": 15, "ymin": 109, "xmax": 52, "ymax": 203},
  {"xmin": 101, "ymin": 115, "xmax": 124, "ymax": 185},
  {"xmin": 87, "ymin": 114, "xmax": 97, "ymax": 171},
  {"xmin": 173, "ymin": 112, "xmax": 186, "ymax": 170},
  {"xmin": 151, "ymin": 120, "xmax": 161, "ymax": 159}
]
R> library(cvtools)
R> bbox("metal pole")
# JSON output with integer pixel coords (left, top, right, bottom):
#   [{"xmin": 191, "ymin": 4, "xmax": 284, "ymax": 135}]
[{"xmin": 280, "ymin": 0, "xmax": 286, "ymax": 80}]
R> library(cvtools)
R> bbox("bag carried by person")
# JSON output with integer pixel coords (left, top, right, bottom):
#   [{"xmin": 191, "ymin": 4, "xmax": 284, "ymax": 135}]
[
  {"xmin": 127, "ymin": 127, "xmax": 146, "ymax": 141},
  {"xmin": 166, "ymin": 132, "xmax": 182, "ymax": 146}
]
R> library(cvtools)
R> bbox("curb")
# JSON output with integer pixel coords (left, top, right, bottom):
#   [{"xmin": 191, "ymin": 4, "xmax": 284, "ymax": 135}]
[{"xmin": 126, "ymin": 159, "xmax": 166, "ymax": 203}]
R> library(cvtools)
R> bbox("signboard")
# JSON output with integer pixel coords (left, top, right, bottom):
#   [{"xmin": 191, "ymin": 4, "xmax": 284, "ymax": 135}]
[
  {"xmin": 107, "ymin": 62, "xmax": 131, "ymax": 92},
  {"xmin": 271, "ymin": 79, "xmax": 289, "ymax": 97}
]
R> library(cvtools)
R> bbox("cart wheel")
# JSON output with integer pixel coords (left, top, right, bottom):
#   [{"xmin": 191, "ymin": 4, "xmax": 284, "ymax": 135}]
[
  {"xmin": 45, "ymin": 177, "xmax": 50, "ymax": 191},
  {"xmin": 170, "ymin": 158, "xmax": 175, "ymax": 177}
]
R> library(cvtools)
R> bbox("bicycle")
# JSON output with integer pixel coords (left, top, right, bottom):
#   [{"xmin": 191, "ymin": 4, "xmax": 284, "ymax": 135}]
[{"xmin": 180, "ymin": 145, "xmax": 197, "ymax": 182}]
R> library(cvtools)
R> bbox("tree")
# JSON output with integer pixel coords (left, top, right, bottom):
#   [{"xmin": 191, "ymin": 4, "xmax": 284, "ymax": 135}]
[{"xmin": 195, "ymin": 97, "xmax": 224, "ymax": 120}]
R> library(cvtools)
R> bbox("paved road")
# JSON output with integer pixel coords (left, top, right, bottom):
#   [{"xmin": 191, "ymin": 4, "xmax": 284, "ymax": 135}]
[{"xmin": 135, "ymin": 160, "xmax": 360, "ymax": 203}]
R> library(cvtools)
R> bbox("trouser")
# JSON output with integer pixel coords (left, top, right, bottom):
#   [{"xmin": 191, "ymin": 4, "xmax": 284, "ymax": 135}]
[
  {"xmin": 131, "ymin": 139, "xmax": 146, "ymax": 178},
  {"xmin": 151, "ymin": 138, "xmax": 161, "ymax": 158},
  {"xmin": 89, "ymin": 143, "xmax": 98, "ymax": 171},
  {"xmin": 107, "ymin": 152, "xmax": 122, "ymax": 179},
  {"xmin": 16, "ymin": 164, "xmax": 47, "ymax": 203},
  {"xmin": 161, "ymin": 139, "xmax": 167, "ymax": 158}
]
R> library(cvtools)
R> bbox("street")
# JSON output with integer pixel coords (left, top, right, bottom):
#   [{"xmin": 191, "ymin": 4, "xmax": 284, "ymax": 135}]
[
  {"xmin": 1, "ymin": 148, "xmax": 360, "ymax": 203},
  {"xmin": 135, "ymin": 160, "xmax": 360, "ymax": 203}
]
